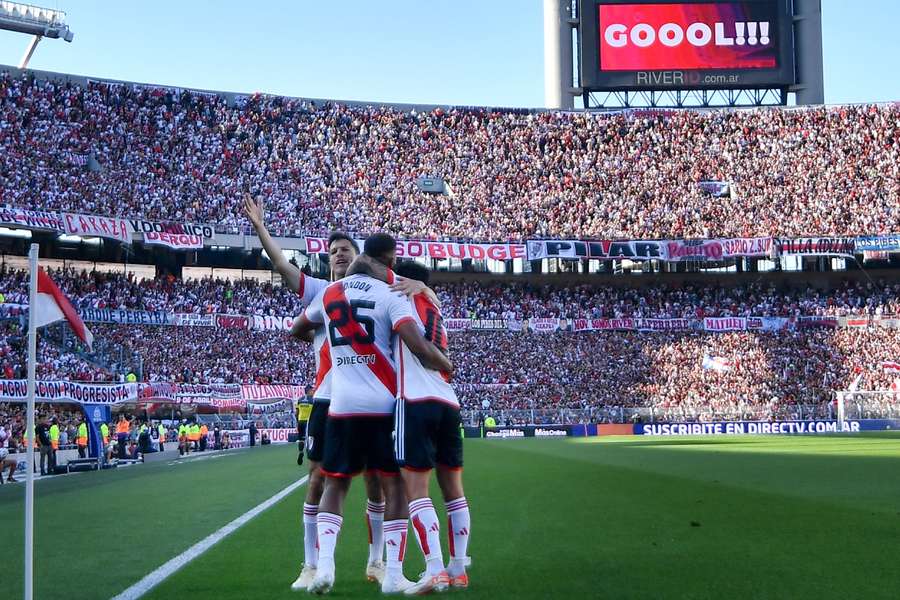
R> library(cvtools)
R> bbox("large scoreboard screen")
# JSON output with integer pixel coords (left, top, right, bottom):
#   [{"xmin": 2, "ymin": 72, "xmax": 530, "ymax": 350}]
[{"xmin": 579, "ymin": 0, "xmax": 795, "ymax": 90}]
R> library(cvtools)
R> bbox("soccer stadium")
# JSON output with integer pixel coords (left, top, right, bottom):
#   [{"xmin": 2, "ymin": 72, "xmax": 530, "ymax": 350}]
[{"xmin": 1, "ymin": 1, "xmax": 899, "ymax": 598}]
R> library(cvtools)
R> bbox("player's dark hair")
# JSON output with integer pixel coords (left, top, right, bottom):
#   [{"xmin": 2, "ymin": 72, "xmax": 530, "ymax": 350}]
[
  {"xmin": 393, "ymin": 261, "xmax": 430, "ymax": 285},
  {"xmin": 363, "ymin": 232, "xmax": 396, "ymax": 263},
  {"xmin": 328, "ymin": 232, "xmax": 359, "ymax": 254}
]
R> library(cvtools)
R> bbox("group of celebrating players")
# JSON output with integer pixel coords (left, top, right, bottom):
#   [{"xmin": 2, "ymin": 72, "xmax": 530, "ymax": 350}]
[{"xmin": 244, "ymin": 196, "xmax": 472, "ymax": 595}]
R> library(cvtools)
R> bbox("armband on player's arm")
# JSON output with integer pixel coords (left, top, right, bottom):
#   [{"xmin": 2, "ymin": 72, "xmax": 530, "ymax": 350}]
[{"xmin": 396, "ymin": 321, "xmax": 454, "ymax": 375}]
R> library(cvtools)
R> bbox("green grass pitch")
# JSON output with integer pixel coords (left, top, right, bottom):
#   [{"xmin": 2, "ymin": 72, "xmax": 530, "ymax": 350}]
[{"xmin": 3, "ymin": 434, "xmax": 900, "ymax": 599}]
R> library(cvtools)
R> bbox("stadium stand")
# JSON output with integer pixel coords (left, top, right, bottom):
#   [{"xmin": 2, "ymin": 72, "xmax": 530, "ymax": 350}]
[
  {"xmin": 1, "ymin": 69, "xmax": 898, "ymax": 240},
  {"xmin": 0, "ymin": 268, "xmax": 898, "ymax": 424}
]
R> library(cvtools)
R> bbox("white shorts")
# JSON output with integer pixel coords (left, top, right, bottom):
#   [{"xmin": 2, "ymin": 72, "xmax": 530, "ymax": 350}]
[{"xmin": 0, "ymin": 448, "xmax": 9, "ymax": 462}]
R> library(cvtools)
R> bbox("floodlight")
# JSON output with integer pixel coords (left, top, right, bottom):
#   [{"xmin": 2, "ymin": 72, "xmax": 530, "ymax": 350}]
[{"xmin": 0, "ymin": 1, "xmax": 74, "ymax": 68}]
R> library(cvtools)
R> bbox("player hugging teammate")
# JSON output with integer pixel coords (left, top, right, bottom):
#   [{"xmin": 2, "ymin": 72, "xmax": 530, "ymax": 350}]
[{"xmin": 244, "ymin": 196, "xmax": 471, "ymax": 595}]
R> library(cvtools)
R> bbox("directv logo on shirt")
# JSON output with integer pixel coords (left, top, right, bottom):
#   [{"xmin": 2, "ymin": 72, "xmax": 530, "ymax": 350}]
[{"xmin": 337, "ymin": 354, "xmax": 376, "ymax": 366}]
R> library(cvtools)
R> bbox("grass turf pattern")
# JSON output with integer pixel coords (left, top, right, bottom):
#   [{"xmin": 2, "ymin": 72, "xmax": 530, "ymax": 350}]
[{"xmin": 4, "ymin": 435, "xmax": 900, "ymax": 599}]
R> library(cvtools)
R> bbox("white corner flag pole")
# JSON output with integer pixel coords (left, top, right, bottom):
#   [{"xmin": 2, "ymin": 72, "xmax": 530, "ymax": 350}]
[{"xmin": 24, "ymin": 242, "xmax": 38, "ymax": 600}]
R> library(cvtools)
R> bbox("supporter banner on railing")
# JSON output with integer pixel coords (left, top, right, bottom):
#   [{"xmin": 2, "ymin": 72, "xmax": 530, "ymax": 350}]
[
  {"xmin": 526, "ymin": 239, "xmax": 665, "ymax": 261},
  {"xmin": 241, "ymin": 384, "xmax": 304, "ymax": 402},
  {"xmin": 572, "ymin": 318, "xmax": 693, "ymax": 332},
  {"xmin": 130, "ymin": 220, "xmax": 215, "ymax": 250},
  {"xmin": 855, "ymin": 234, "xmax": 900, "ymax": 252},
  {"xmin": 798, "ymin": 316, "xmax": 839, "ymax": 328},
  {"xmin": 258, "ymin": 428, "xmax": 297, "ymax": 444},
  {"xmin": 444, "ymin": 319, "xmax": 513, "ymax": 332},
  {"xmin": 216, "ymin": 314, "xmax": 250, "ymax": 329},
  {"xmin": 776, "ymin": 237, "xmax": 856, "ymax": 257},
  {"xmin": 528, "ymin": 318, "xmax": 562, "ymax": 333},
  {"xmin": 664, "ymin": 237, "xmax": 773, "ymax": 262},
  {"xmin": 0, "ymin": 380, "xmax": 138, "ymax": 404},
  {"xmin": 0, "ymin": 207, "xmax": 65, "ymax": 232},
  {"xmin": 63, "ymin": 213, "xmax": 131, "ymax": 244},
  {"xmin": 173, "ymin": 313, "xmax": 215, "ymax": 327},
  {"xmin": 702, "ymin": 317, "xmax": 789, "ymax": 332},
  {"xmin": 304, "ymin": 237, "xmax": 526, "ymax": 261},
  {"xmin": 252, "ymin": 315, "xmax": 295, "ymax": 331},
  {"xmin": 80, "ymin": 308, "xmax": 172, "ymax": 325}
]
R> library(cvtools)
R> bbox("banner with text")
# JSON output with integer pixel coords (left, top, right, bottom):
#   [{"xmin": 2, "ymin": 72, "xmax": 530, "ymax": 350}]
[
  {"xmin": 855, "ymin": 234, "xmax": 900, "ymax": 252},
  {"xmin": 776, "ymin": 237, "xmax": 856, "ymax": 257},
  {"xmin": 0, "ymin": 380, "xmax": 138, "ymax": 404},
  {"xmin": 526, "ymin": 239, "xmax": 665, "ymax": 261},
  {"xmin": 80, "ymin": 308, "xmax": 172, "ymax": 325},
  {"xmin": 304, "ymin": 237, "xmax": 525, "ymax": 262},
  {"xmin": 64, "ymin": 213, "xmax": 131, "ymax": 243},
  {"xmin": 664, "ymin": 237, "xmax": 773, "ymax": 262},
  {"xmin": 130, "ymin": 220, "xmax": 215, "ymax": 250},
  {"xmin": 0, "ymin": 207, "xmax": 65, "ymax": 232}
]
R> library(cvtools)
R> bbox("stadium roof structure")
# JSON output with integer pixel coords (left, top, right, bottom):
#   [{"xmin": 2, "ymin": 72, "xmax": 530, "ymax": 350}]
[{"xmin": 0, "ymin": 1, "xmax": 73, "ymax": 69}]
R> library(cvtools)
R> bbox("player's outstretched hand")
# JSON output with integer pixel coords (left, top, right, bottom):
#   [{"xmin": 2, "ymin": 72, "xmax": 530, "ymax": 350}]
[{"xmin": 243, "ymin": 193, "xmax": 265, "ymax": 229}]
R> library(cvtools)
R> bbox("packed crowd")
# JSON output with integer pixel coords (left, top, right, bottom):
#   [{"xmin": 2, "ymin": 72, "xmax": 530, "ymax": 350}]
[
  {"xmin": 0, "ymin": 402, "xmax": 86, "ymax": 452},
  {"xmin": 3, "ymin": 267, "xmax": 899, "ymax": 320},
  {"xmin": 2, "ymin": 71, "xmax": 899, "ymax": 240},
  {"xmin": 3, "ymin": 323, "xmax": 894, "ymax": 422}
]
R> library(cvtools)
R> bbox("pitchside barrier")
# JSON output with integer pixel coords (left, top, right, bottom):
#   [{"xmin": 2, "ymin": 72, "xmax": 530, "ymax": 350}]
[{"xmin": 468, "ymin": 419, "xmax": 900, "ymax": 438}]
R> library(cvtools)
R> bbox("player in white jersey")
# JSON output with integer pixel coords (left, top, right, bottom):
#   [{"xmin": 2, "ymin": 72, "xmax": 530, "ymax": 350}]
[
  {"xmin": 292, "ymin": 233, "xmax": 454, "ymax": 595},
  {"xmin": 244, "ymin": 196, "xmax": 426, "ymax": 590},
  {"xmin": 390, "ymin": 261, "xmax": 471, "ymax": 594}
]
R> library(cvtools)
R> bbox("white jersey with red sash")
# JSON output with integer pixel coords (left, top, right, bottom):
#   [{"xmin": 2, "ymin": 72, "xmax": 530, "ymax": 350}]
[
  {"xmin": 302, "ymin": 274, "xmax": 414, "ymax": 416},
  {"xmin": 396, "ymin": 292, "xmax": 458, "ymax": 407}
]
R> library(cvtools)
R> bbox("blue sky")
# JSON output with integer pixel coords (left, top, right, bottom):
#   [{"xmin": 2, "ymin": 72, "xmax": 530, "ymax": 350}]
[{"xmin": 0, "ymin": 0, "xmax": 896, "ymax": 107}]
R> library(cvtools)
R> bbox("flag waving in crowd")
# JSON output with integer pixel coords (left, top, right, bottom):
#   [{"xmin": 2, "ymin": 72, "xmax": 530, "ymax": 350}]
[
  {"xmin": 702, "ymin": 354, "xmax": 738, "ymax": 373},
  {"xmin": 33, "ymin": 267, "xmax": 94, "ymax": 349},
  {"xmin": 881, "ymin": 361, "xmax": 900, "ymax": 374}
]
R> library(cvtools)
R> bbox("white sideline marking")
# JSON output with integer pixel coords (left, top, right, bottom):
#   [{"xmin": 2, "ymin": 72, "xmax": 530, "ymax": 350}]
[{"xmin": 111, "ymin": 474, "xmax": 309, "ymax": 600}]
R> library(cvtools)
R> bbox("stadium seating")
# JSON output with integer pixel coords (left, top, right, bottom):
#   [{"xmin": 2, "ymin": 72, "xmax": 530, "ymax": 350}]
[
  {"xmin": 1, "ymin": 70, "xmax": 898, "ymax": 240},
  {"xmin": 1, "ymin": 269, "xmax": 897, "ymax": 424}
]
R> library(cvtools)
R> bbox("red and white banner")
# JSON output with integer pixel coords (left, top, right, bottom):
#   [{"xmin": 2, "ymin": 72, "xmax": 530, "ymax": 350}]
[
  {"xmin": 143, "ymin": 230, "xmax": 204, "ymax": 250},
  {"xmin": 883, "ymin": 361, "xmax": 900, "ymax": 374},
  {"xmin": 304, "ymin": 237, "xmax": 526, "ymax": 261},
  {"xmin": 703, "ymin": 317, "xmax": 748, "ymax": 332},
  {"xmin": 241, "ymin": 384, "xmax": 304, "ymax": 403},
  {"xmin": 63, "ymin": 213, "xmax": 131, "ymax": 243},
  {"xmin": 216, "ymin": 314, "xmax": 250, "ymax": 329},
  {"xmin": 776, "ymin": 237, "xmax": 856, "ymax": 257},
  {"xmin": 664, "ymin": 237, "xmax": 773, "ymax": 261},
  {"xmin": 572, "ymin": 318, "xmax": 693, "ymax": 332}
]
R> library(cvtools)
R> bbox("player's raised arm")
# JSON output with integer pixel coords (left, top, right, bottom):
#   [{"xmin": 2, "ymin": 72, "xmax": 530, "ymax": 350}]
[
  {"xmin": 396, "ymin": 321, "xmax": 454, "ymax": 375},
  {"xmin": 243, "ymin": 193, "xmax": 302, "ymax": 292}
]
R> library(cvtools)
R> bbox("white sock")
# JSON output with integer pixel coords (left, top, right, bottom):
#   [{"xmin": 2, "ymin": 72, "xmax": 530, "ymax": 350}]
[
  {"xmin": 366, "ymin": 500, "xmax": 386, "ymax": 564},
  {"xmin": 445, "ymin": 497, "xmax": 470, "ymax": 577},
  {"xmin": 316, "ymin": 512, "xmax": 342, "ymax": 572},
  {"xmin": 302, "ymin": 502, "xmax": 318, "ymax": 568},
  {"xmin": 409, "ymin": 497, "xmax": 444, "ymax": 576},
  {"xmin": 383, "ymin": 519, "xmax": 408, "ymax": 576}
]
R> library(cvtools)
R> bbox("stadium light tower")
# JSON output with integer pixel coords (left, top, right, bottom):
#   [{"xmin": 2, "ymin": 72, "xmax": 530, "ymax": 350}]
[{"xmin": 0, "ymin": 1, "xmax": 74, "ymax": 69}]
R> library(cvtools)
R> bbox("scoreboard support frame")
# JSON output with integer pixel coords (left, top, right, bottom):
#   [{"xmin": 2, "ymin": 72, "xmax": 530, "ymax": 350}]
[{"xmin": 548, "ymin": 0, "xmax": 824, "ymax": 109}]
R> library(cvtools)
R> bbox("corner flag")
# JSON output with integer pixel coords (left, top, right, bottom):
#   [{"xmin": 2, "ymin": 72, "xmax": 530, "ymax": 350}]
[{"xmin": 34, "ymin": 267, "xmax": 93, "ymax": 349}]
